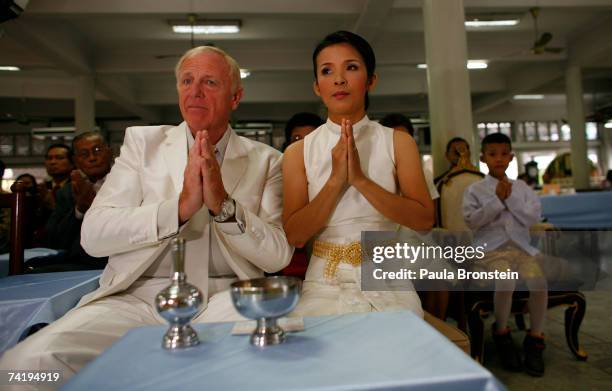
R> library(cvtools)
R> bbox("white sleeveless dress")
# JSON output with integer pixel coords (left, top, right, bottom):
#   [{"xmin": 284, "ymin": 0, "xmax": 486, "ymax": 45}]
[{"xmin": 291, "ymin": 116, "xmax": 423, "ymax": 318}]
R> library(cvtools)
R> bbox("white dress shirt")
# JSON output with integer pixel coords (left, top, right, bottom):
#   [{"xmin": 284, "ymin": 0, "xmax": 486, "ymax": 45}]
[
  {"xmin": 463, "ymin": 175, "xmax": 542, "ymax": 255},
  {"xmin": 129, "ymin": 127, "xmax": 245, "ymax": 305}
]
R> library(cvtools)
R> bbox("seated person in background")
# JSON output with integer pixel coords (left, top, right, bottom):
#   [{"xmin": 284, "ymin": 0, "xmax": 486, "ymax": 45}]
[
  {"xmin": 379, "ymin": 113, "xmax": 439, "ymax": 200},
  {"xmin": 463, "ymin": 132, "xmax": 547, "ymax": 377},
  {"xmin": 280, "ymin": 112, "xmax": 323, "ymax": 278},
  {"xmin": 31, "ymin": 132, "xmax": 113, "ymax": 272},
  {"xmin": 434, "ymin": 137, "xmax": 479, "ymax": 185},
  {"xmin": 379, "ymin": 113, "xmax": 448, "ymax": 319},
  {"xmin": 281, "ymin": 112, "xmax": 324, "ymax": 151},
  {"xmin": 41, "ymin": 143, "xmax": 74, "ymax": 210},
  {"xmin": 0, "ymin": 160, "xmax": 8, "ymax": 254},
  {"xmin": 0, "ymin": 45, "xmax": 292, "ymax": 380}
]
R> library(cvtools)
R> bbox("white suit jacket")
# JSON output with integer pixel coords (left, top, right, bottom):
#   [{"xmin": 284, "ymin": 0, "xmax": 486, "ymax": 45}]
[{"xmin": 79, "ymin": 122, "xmax": 293, "ymax": 307}]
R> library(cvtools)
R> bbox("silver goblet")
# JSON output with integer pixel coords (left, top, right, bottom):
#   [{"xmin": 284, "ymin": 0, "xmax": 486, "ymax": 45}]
[
  {"xmin": 230, "ymin": 276, "xmax": 301, "ymax": 347},
  {"xmin": 155, "ymin": 238, "xmax": 203, "ymax": 349}
]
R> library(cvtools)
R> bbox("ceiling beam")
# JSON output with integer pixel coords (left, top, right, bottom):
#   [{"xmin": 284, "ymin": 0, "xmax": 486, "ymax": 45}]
[
  {"xmin": 97, "ymin": 76, "xmax": 160, "ymax": 122},
  {"xmin": 567, "ymin": 16, "xmax": 612, "ymax": 67},
  {"xmin": 473, "ymin": 62, "xmax": 565, "ymax": 114},
  {"xmin": 352, "ymin": 0, "xmax": 394, "ymax": 42},
  {"xmin": 25, "ymin": 0, "xmax": 364, "ymax": 15},
  {"xmin": 474, "ymin": 14, "xmax": 612, "ymax": 114},
  {"xmin": 394, "ymin": 0, "xmax": 612, "ymax": 8},
  {"xmin": 3, "ymin": 18, "xmax": 159, "ymax": 122}
]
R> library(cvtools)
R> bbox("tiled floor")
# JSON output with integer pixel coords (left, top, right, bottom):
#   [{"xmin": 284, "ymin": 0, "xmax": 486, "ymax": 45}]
[{"xmin": 481, "ymin": 290, "xmax": 612, "ymax": 390}]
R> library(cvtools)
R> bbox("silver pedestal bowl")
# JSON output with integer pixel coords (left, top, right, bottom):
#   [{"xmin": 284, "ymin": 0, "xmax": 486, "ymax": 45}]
[{"xmin": 230, "ymin": 276, "xmax": 302, "ymax": 347}]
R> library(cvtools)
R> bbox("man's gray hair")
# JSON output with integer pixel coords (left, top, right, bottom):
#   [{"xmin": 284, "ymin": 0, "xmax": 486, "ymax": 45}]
[
  {"xmin": 72, "ymin": 131, "xmax": 107, "ymax": 151},
  {"xmin": 174, "ymin": 46, "xmax": 241, "ymax": 94}
]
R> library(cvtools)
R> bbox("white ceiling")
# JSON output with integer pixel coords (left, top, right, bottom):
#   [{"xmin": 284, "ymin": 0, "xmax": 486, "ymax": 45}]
[{"xmin": 1, "ymin": 0, "xmax": 612, "ymax": 125}]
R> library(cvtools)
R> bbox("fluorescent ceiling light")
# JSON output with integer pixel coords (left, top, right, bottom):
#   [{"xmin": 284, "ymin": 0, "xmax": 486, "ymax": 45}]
[
  {"xmin": 465, "ymin": 19, "xmax": 519, "ymax": 27},
  {"xmin": 172, "ymin": 25, "xmax": 239, "ymax": 34},
  {"xmin": 417, "ymin": 60, "xmax": 488, "ymax": 70},
  {"xmin": 240, "ymin": 69, "xmax": 250, "ymax": 79},
  {"xmin": 604, "ymin": 121, "xmax": 612, "ymax": 129},
  {"xmin": 0, "ymin": 66, "xmax": 20, "ymax": 71},
  {"xmin": 467, "ymin": 60, "xmax": 488, "ymax": 69},
  {"xmin": 170, "ymin": 19, "xmax": 241, "ymax": 34},
  {"xmin": 513, "ymin": 94, "xmax": 544, "ymax": 100}
]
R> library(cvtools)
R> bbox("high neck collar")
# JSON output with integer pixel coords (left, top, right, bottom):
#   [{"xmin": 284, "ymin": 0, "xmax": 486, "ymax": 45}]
[{"xmin": 325, "ymin": 115, "xmax": 370, "ymax": 135}]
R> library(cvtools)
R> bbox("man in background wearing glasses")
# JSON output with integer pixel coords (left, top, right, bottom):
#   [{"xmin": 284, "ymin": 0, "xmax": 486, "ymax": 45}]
[{"xmin": 33, "ymin": 131, "xmax": 113, "ymax": 272}]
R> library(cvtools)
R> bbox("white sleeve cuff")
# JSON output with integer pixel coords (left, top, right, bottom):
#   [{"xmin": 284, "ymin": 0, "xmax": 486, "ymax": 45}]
[
  {"xmin": 157, "ymin": 196, "xmax": 180, "ymax": 240},
  {"xmin": 217, "ymin": 201, "xmax": 246, "ymax": 235}
]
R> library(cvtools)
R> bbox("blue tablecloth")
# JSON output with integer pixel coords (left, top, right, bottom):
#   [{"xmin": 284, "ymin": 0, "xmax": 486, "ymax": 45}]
[
  {"xmin": 63, "ymin": 311, "xmax": 505, "ymax": 391},
  {"xmin": 0, "ymin": 248, "xmax": 61, "ymax": 278},
  {"xmin": 541, "ymin": 191, "xmax": 612, "ymax": 229},
  {"xmin": 0, "ymin": 270, "xmax": 101, "ymax": 356}
]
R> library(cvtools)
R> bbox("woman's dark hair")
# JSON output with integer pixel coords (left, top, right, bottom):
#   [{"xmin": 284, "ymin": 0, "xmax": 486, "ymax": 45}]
[
  {"xmin": 15, "ymin": 173, "xmax": 38, "ymax": 195},
  {"xmin": 282, "ymin": 112, "xmax": 324, "ymax": 151},
  {"xmin": 312, "ymin": 30, "xmax": 376, "ymax": 110}
]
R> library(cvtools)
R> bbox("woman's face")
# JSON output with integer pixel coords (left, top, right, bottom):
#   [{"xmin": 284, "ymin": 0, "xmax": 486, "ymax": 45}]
[{"xmin": 313, "ymin": 43, "xmax": 375, "ymax": 123}]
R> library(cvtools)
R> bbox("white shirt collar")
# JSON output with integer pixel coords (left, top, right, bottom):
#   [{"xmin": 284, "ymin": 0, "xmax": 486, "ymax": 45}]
[
  {"xmin": 186, "ymin": 125, "xmax": 231, "ymax": 166},
  {"xmin": 324, "ymin": 115, "xmax": 370, "ymax": 136}
]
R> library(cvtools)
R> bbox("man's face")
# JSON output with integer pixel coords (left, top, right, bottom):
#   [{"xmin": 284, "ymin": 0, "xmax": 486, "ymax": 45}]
[
  {"xmin": 177, "ymin": 51, "xmax": 242, "ymax": 140},
  {"xmin": 480, "ymin": 143, "xmax": 514, "ymax": 178},
  {"xmin": 74, "ymin": 136, "xmax": 112, "ymax": 180},
  {"xmin": 45, "ymin": 147, "xmax": 73, "ymax": 177},
  {"xmin": 445, "ymin": 140, "xmax": 470, "ymax": 166}
]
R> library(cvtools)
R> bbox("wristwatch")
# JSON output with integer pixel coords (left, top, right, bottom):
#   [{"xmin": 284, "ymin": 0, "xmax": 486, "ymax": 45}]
[{"xmin": 213, "ymin": 196, "xmax": 236, "ymax": 223}]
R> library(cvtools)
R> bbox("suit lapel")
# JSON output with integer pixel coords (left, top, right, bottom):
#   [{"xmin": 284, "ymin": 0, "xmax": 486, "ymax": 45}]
[
  {"xmin": 221, "ymin": 128, "xmax": 248, "ymax": 196},
  {"xmin": 162, "ymin": 122, "xmax": 189, "ymax": 194}
]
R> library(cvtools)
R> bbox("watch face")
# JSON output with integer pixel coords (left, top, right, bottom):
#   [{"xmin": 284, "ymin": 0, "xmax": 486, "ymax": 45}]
[{"xmin": 215, "ymin": 198, "xmax": 235, "ymax": 222}]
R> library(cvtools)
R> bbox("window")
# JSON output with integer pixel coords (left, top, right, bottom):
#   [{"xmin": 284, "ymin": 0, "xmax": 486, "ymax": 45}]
[
  {"xmin": 561, "ymin": 124, "xmax": 571, "ymax": 140},
  {"xmin": 524, "ymin": 122, "xmax": 536, "ymax": 141},
  {"xmin": 586, "ymin": 122, "xmax": 598, "ymax": 140},
  {"xmin": 550, "ymin": 122, "xmax": 560, "ymax": 141},
  {"xmin": 537, "ymin": 122, "xmax": 549, "ymax": 141}
]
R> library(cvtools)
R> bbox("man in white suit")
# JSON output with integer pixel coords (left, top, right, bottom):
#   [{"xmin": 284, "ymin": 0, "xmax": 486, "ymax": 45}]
[{"xmin": 0, "ymin": 46, "xmax": 293, "ymax": 382}]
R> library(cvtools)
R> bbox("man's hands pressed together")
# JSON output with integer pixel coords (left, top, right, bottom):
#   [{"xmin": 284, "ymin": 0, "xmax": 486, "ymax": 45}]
[{"xmin": 178, "ymin": 130, "xmax": 228, "ymax": 225}]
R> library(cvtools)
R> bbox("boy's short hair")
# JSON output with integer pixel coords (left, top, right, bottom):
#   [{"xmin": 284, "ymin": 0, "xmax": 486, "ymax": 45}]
[
  {"xmin": 481, "ymin": 132, "xmax": 512, "ymax": 152},
  {"xmin": 446, "ymin": 137, "xmax": 469, "ymax": 153}
]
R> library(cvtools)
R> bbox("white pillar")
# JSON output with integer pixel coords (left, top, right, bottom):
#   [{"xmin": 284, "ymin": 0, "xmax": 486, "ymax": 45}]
[
  {"xmin": 565, "ymin": 65, "xmax": 589, "ymax": 189},
  {"xmin": 423, "ymin": 0, "xmax": 475, "ymax": 177},
  {"xmin": 75, "ymin": 75, "xmax": 96, "ymax": 134}
]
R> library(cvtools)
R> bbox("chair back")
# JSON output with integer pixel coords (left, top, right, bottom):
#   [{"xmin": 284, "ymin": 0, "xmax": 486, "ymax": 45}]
[
  {"xmin": 436, "ymin": 170, "xmax": 485, "ymax": 230},
  {"xmin": 0, "ymin": 181, "xmax": 28, "ymax": 275}
]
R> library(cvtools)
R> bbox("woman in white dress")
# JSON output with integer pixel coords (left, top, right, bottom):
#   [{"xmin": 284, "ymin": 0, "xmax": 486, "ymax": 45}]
[{"xmin": 283, "ymin": 31, "xmax": 434, "ymax": 317}]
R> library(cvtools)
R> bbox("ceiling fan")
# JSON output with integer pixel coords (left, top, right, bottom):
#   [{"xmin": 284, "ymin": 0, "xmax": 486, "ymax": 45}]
[{"xmin": 528, "ymin": 7, "xmax": 563, "ymax": 55}]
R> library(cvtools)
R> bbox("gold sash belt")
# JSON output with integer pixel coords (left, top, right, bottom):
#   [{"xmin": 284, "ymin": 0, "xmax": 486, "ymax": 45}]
[{"xmin": 312, "ymin": 240, "xmax": 362, "ymax": 279}]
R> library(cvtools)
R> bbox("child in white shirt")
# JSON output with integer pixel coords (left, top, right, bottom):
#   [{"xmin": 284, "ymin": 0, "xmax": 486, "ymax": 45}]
[{"xmin": 463, "ymin": 132, "xmax": 547, "ymax": 377}]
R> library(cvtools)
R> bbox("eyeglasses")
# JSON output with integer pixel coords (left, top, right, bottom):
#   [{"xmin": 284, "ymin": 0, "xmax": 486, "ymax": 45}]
[{"xmin": 76, "ymin": 145, "xmax": 107, "ymax": 159}]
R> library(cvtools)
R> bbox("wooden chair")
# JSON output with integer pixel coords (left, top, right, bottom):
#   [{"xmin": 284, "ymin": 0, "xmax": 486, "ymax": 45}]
[
  {"xmin": 435, "ymin": 172, "xmax": 588, "ymax": 362},
  {"xmin": 466, "ymin": 223, "xmax": 588, "ymax": 363},
  {"xmin": 0, "ymin": 181, "xmax": 28, "ymax": 275}
]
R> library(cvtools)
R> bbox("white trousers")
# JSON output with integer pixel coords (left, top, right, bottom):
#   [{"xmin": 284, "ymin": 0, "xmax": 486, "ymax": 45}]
[{"xmin": 0, "ymin": 290, "xmax": 245, "ymax": 390}]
